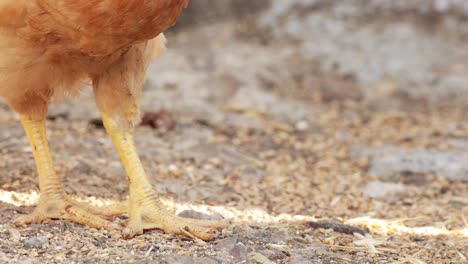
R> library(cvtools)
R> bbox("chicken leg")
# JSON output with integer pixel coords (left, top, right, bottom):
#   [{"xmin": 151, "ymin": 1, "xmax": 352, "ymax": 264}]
[
  {"xmin": 14, "ymin": 116, "xmax": 119, "ymax": 231},
  {"xmin": 101, "ymin": 114, "xmax": 228, "ymax": 240}
]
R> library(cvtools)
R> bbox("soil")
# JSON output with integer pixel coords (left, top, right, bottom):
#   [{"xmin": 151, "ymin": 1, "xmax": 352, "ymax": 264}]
[{"xmin": 0, "ymin": 2, "xmax": 467, "ymax": 263}]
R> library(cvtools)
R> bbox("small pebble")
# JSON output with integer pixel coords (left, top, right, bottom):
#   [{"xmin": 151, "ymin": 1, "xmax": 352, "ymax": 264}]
[
  {"xmin": 178, "ymin": 210, "xmax": 224, "ymax": 221},
  {"xmin": 24, "ymin": 237, "xmax": 49, "ymax": 249},
  {"xmin": 249, "ymin": 252, "xmax": 274, "ymax": 264},
  {"xmin": 230, "ymin": 242, "xmax": 248, "ymax": 262},
  {"xmin": 363, "ymin": 181, "xmax": 406, "ymax": 201},
  {"xmin": 295, "ymin": 120, "xmax": 310, "ymax": 131}
]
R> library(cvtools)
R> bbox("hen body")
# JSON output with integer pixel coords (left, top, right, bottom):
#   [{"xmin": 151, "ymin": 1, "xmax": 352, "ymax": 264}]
[
  {"xmin": 0, "ymin": 0, "xmax": 184, "ymax": 121},
  {"xmin": 0, "ymin": 0, "xmax": 227, "ymax": 240}
]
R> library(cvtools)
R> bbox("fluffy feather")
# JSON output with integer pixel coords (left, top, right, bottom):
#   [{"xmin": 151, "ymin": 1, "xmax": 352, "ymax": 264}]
[{"xmin": 0, "ymin": 0, "xmax": 185, "ymax": 120}]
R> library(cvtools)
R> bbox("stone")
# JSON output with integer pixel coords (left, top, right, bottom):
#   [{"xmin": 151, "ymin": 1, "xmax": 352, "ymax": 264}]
[
  {"xmin": 355, "ymin": 146, "xmax": 468, "ymax": 182},
  {"xmin": 230, "ymin": 242, "xmax": 248, "ymax": 262},
  {"xmin": 178, "ymin": 210, "xmax": 224, "ymax": 221},
  {"xmin": 364, "ymin": 181, "xmax": 407, "ymax": 201},
  {"xmin": 24, "ymin": 236, "xmax": 49, "ymax": 249}
]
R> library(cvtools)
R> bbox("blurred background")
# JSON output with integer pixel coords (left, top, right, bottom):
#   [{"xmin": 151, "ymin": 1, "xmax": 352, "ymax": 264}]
[
  {"xmin": 166, "ymin": 0, "xmax": 468, "ymax": 113},
  {"xmin": 1, "ymin": 1, "xmax": 467, "ymax": 263},
  {"xmin": 20, "ymin": 0, "xmax": 467, "ymax": 120}
]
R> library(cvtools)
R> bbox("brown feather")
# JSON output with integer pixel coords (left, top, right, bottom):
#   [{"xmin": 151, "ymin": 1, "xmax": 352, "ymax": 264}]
[{"xmin": 0, "ymin": 0, "xmax": 187, "ymax": 120}]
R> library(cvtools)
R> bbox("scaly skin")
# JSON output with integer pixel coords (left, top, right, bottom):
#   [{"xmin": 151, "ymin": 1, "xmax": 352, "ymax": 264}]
[
  {"xmin": 14, "ymin": 115, "xmax": 228, "ymax": 241},
  {"xmin": 102, "ymin": 114, "xmax": 228, "ymax": 240},
  {"xmin": 14, "ymin": 116, "xmax": 119, "ymax": 231}
]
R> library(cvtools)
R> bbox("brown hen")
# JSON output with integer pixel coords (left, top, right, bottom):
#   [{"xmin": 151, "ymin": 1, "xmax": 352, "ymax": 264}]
[{"xmin": 0, "ymin": 0, "xmax": 227, "ymax": 240}]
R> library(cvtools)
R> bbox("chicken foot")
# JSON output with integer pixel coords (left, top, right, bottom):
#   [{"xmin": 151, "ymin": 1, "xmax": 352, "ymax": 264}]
[
  {"xmin": 14, "ymin": 116, "xmax": 120, "ymax": 231},
  {"xmin": 102, "ymin": 114, "xmax": 228, "ymax": 240}
]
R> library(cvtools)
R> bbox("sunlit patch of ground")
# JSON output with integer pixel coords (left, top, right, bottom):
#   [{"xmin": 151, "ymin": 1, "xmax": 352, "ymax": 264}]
[{"xmin": 2, "ymin": 189, "xmax": 466, "ymax": 239}]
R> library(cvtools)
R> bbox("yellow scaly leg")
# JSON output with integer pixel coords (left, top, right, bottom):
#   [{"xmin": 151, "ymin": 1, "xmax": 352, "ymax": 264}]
[
  {"xmin": 14, "ymin": 116, "xmax": 119, "ymax": 230},
  {"xmin": 102, "ymin": 114, "xmax": 228, "ymax": 240}
]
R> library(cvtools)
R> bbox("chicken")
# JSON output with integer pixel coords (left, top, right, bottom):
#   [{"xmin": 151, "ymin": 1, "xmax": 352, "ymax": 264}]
[{"xmin": 0, "ymin": 0, "xmax": 227, "ymax": 240}]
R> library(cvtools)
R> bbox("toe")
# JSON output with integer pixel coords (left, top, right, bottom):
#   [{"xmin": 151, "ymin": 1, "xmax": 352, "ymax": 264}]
[
  {"xmin": 13, "ymin": 196, "xmax": 122, "ymax": 232},
  {"xmin": 13, "ymin": 213, "xmax": 42, "ymax": 226},
  {"xmin": 123, "ymin": 226, "xmax": 143, "ymax": 239},
  {"xmin": 143, "ymin": 214, "xmax": 223, "ymax": 241},
  {"xmin": 186, "ymin": 218, "xmax": 230, "ymax": 230},
  {"xmin": 98, "ymin": 200, "xmax": 129, "ymax": 217},
  {"xmin": 64, "ymin": 204, "xmax": 121, "ymax": 231},
  {"xmin": 179, "ymin": 226, "xmax": 216, "ymax": 241}
]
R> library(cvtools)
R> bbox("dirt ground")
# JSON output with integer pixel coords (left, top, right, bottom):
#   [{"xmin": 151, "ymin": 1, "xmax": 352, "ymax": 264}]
[{"xmin": 1, "ymin": 1, "xmax": 468, "ymax": 263}]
